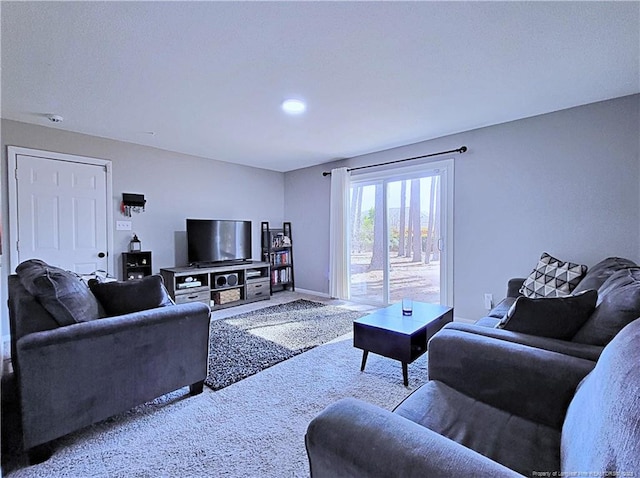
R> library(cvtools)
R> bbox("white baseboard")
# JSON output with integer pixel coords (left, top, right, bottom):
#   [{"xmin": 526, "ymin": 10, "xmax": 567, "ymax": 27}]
[{"xmin": 294, "ymin": 288, "xmax": 331, "ymax": 298}]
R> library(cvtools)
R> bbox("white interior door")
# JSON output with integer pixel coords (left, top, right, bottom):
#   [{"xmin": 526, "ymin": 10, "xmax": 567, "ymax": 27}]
[{"xmin": 9, "ymin": 148, "xmax": 112, "ymax": 275}]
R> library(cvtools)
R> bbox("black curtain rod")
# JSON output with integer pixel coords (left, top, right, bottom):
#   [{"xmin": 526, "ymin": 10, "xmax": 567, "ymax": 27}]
[{"xmin": 322, "ymin": 146, "xmax": 467, "ymax": 177}]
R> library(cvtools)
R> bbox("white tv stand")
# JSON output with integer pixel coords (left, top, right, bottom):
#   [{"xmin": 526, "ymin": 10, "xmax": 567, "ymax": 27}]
[{"xmin": 160, "ymin": 261, "xmax": 270, "ymax": 310}]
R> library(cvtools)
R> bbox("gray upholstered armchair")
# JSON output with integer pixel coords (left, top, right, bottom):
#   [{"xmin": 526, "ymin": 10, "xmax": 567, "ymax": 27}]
[
  {"xmin": 306, "ymin": 318, "xmax": 640, "ymax": 477},
  {"xmin": 8, "ymin": 260, "xmax": 211, "ymax": 463}
]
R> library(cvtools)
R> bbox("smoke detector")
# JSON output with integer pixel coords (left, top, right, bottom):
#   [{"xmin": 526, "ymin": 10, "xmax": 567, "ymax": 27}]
[{"xmin": 46, "ymin": 114, "xmax": 64, "ymax": 123}]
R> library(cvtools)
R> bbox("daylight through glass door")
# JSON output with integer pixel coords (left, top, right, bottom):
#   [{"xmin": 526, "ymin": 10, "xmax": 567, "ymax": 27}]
[{"xmin": 349, "ymin": 171, "xmax": 444, "ymax": 306}]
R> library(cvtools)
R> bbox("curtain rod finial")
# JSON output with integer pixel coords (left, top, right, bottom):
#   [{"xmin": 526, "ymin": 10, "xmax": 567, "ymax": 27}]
[{"xmin": 460, "ymin": 146, "xmax": 467, "ymax": 153}]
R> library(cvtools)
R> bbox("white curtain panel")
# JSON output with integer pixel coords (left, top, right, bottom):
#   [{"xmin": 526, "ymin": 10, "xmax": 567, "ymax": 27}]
[{"xmin": 329, "ymin": 167, "xmax": 351, "ymax": 299}]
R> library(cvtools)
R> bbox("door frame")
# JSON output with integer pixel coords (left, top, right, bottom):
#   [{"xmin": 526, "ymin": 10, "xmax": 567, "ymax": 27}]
[
  {"xmin": 349, "ymin": 158, "xmax": 454, "ymax": 307},
  {"xmin": 7, "ymin": 146, "xmax": 114, "ymax": 273}
]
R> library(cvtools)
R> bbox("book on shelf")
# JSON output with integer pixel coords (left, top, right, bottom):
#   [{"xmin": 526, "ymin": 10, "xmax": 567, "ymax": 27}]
[
  {"xmin": 268, "ymin": 251, "xmax": 290, "ymax": 265},
  {"xmin": 271, "ymin": 268, "xmax": 291, "ymax": 284}
]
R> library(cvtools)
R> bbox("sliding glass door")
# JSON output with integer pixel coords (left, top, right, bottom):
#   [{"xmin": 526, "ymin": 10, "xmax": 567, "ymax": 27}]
[{"xmin": 349, "ymin": 161, "xmax": 453, "ymax": 307}]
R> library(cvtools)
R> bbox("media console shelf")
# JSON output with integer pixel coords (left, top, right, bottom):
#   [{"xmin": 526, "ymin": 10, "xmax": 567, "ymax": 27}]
[{"xmin": 160, "ymin": 261, "xmax": 270, "ymax": 310}]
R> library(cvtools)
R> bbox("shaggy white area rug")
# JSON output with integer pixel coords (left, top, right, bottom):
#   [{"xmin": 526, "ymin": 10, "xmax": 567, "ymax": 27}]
[{"xmin": 6, "ymin": 333, "xmax": 428, "ymax": 477}]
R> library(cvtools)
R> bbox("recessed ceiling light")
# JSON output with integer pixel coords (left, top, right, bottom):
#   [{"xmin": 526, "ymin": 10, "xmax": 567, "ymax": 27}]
[{"xmin": 282, "ymin": 99, "xmax": 306, "ymax": 115}]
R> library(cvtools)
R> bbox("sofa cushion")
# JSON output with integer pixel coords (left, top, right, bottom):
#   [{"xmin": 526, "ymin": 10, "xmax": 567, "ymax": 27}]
[
  {"xmin": 394, "ymin": 381, "xmax": 560, "ymax": 476},
  {"xmin": 520, "ymin": 252, "xmax": 587, "ymax": 298},
  {"xmin": 8, "ymin": 275, "xmax": 60, "ymax": 339},
  {"xmin": 571, "ymin": 268, "xmax": 640, "ymax": 346},
  {"xmin": 88, "ymin": 274, "xmax": 174, "ymax": 316},
  {"xmin": 16, "ymin": 259, "xmax": 104, "ymax": 326},
  {"xmin": 572, "ymin": 257, "xmax": 637, "ymax": 295},
  {"xmin": 497, "ymin": 290, "xmax": 597, "ymax": 340},
  {"xmin": 476, "ymin": 317, "xmax": 502, "ymax": 328}
]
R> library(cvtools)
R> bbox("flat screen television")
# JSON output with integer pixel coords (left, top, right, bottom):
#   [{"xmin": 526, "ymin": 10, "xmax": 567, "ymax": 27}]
[{"xmin": 187, "ymin": 219, "xmax": 252, "ymax": 265}]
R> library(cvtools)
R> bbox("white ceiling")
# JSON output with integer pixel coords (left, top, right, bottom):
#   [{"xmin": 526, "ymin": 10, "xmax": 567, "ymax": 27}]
[{"xmin": 2, "ymin": 1, "xmax": 639, "ymax": 172}]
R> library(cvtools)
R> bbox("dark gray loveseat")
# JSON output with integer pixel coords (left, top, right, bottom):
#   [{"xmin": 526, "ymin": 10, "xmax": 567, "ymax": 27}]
[
  {"xmin": 306, "ymin": 316, "xmax": 640, "ymax": 477},
  {"xmin": 8, "ymin": 260, "xmax": 211, "ymax": 463}
]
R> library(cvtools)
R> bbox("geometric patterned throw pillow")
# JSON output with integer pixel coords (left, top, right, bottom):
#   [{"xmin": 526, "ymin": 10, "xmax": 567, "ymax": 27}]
[{"xmin": 520, "ymin": 252, "xmax": 588, "ymax": 298}]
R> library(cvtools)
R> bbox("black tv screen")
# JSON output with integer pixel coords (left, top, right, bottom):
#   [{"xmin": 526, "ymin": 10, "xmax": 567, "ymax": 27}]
[{"xmin": 187, "ymin": 219, "xmax": 252, "ymax": 264}]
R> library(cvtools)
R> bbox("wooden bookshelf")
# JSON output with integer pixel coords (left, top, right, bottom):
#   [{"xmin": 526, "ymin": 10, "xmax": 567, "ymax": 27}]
[{"xmin": 261, "ymin": 222, "xmax": 295, "ymax": 294}]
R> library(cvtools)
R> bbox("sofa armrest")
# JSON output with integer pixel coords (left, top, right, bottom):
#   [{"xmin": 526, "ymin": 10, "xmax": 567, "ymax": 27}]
[
  {"xmin": 306, "ymin": 398, "xmax": 520, "ymax": 478},
  {"xmin": 428, "ymin": 327, "xmax": 595, "ymax": 429},
  {"xmin": 507, "ymin": 278, "xmax": 526, "ymax": 298},
  {"xmin": 443, "ymin": 322, "xmax": 603, "ymax": 361},
  {"xmin": 16, "ymin": 302, "xmax": 211, "ymax": 448}
]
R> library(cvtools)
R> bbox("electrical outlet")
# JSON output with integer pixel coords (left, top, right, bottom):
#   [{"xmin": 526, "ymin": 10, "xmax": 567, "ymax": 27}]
[
  {"xmin": 484, "ymin": 293, "xmax": 493, "ymax": 310},
  {"xmin": 116, "ymin": 220, "xmax": 132, "ymax": 231}
]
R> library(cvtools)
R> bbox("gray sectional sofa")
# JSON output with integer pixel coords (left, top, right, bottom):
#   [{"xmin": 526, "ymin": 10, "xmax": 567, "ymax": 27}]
[
  {"xmin": 7, "ymin": 259, "xmax": 212, "ymax": 463},
  {"xmin": 306, "ymin": 255, "xmax": 640, "ymax": 476},
  {"xmin": 306, "ymin": 317, "xmax": 640, "ymax": 477}
]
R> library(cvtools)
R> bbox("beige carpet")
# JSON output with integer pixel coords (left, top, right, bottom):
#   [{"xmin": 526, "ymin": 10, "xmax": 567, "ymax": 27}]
[{"xmin": 5, "ymin": 330, "xmax": 428, "ymax": 477}]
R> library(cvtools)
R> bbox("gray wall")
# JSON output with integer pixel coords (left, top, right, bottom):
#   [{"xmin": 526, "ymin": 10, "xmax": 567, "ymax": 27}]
[
  {"xmin": 1, "ymin": 119, "xmax": 285, "ymax": 335},
  {"xmin": 2, "ymin": 94, "xmax": 638, "ymax": 330},
  {"xmin": 285, "ymin": 94, "xmax": 640, "ymax": 320}
]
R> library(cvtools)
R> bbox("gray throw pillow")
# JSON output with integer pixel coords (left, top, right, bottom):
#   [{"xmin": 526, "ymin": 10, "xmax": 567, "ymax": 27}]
[
  {"xmin": 572, "ymin": 268, "xmax": 640, "ymax": 346},
  {"xmin": 498, "ymin": 289, "xmax": 598, "ymax": 340},
  {"xmin": 88, "ymin": 274, "xmax": 174, "ymax": 317},
  {"xmin": 16, "ymin": 259, "xmax": 104, "ymax": 326}
]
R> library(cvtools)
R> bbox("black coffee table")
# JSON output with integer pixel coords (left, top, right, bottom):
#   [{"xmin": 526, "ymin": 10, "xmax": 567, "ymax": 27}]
[{"xmin": 353, "ymin": 302, "xmax": 453, "ymax": 386}]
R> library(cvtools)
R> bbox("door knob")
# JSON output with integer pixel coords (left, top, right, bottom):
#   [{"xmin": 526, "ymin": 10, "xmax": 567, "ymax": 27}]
[{"xmin": 98, "ymin": 252, "xmax": 106, "ymax": 258}]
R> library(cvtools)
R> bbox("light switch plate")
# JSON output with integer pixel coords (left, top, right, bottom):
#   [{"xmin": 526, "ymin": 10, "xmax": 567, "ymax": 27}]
[{"xmin": 116, "ymin": 220, "xmax": 132, "ymax": 231}]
